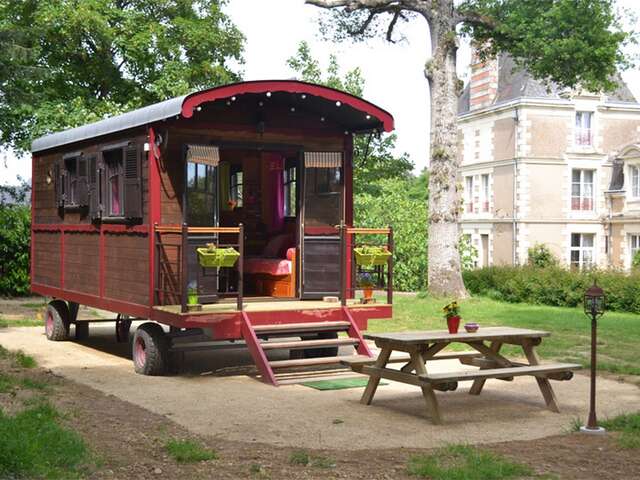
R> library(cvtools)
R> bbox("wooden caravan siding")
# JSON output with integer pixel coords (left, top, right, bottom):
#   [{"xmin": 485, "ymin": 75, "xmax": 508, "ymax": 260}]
[
  {"xmin": 104, "ymin": 232, "xmax": 149, "ymax": 305},
  {"xmin": 32, "ymin": 231, "xmax": 61, "ymax": 287},
  {"xmin": 64, "ymin": 232, "xmax": 100, "ymax": 296}
]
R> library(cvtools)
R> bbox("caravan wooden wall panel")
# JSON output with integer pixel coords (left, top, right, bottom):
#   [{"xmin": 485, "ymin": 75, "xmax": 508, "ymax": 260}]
[
  {"xmin": 104, "ymin": 232, "xmax": 149, "ymax": 305},
  {"xmin": 32, "ymin": 232, "xmax": 60, "ymax": 287},
  {"xmin": 63, "ymin": 232, "xmax": 99, "ymax": 295}
]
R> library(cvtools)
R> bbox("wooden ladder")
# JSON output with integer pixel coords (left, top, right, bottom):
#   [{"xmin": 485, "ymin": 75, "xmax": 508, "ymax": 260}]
[{"xmin": 240, "ymin": 306, "xmax": 373, "ymax": 386}]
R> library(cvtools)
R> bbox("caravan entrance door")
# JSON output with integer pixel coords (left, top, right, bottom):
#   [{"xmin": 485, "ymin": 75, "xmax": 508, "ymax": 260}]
[{"xmin": 301, "ymin": 152, "xmax": 343, "ymax": 299}]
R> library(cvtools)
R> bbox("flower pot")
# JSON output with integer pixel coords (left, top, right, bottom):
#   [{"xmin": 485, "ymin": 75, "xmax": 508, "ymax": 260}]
[
  {"xmin": 363, "ymin": 288, "xmax": 374, "ymax": 300},
  {"xmin": 354, "ymin": 248, "xmax": 392, "ymax": 267},
  {"xmin": 196, "ymin": 247, "xmax": 240, "ymax": 268},
  {"xmin": 447, "ymin": 316, "xmax": 460, "ymax": 334}
]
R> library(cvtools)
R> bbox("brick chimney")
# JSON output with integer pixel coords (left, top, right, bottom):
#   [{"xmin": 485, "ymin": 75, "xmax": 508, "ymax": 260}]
[{"xmin": 469, "ymin": 50, "xmax": 499, "ymax": 111}]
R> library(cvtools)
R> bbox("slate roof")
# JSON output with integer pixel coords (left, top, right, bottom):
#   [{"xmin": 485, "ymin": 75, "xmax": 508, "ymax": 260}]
[{"xmin": 458, "ymin": 54, "xmax": 638, "ymax": 115}]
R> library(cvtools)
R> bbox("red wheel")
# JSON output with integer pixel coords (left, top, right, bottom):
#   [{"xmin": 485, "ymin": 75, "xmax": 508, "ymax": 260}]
[
  {"xmin": 132, "ymin": 323, "xmax": 169, "ymax": 375},
  {"xmin": 133, "ymin": 335, "xmax": 147, "ymax": 368},
  {"xmin": 45, "ymin": 300, "xmax": 70, "ymax": 341}
]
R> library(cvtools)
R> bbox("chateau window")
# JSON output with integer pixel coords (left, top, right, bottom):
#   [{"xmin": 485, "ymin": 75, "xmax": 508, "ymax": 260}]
[
  {"xmin": 570, "ymin": 233, "xmax": 595, "ymax": 269},
  {"xmin": 464, "ymin": 176, "xmax": 474, "ymax": 213},
  {"xmin": 630, "ymin": 165, "xmax": 640, "ymax": 198},
  {"xmin": 571, "ymin": 169, "xmax": 594, "ymax": 211},
  {"xmin": 481, "ymin": 174, "xmax": 490, "ymax": 212},
  {"xmin": 630, "ymin": 234, "xmax": 640, "ymax": 264},
  {"xmin": 575, "ymin": 111, "xmax": 592, "ymax": 146}
]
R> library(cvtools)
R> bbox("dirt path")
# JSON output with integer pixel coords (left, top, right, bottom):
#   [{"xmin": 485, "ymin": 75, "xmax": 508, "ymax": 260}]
[{"xmin": 1, "ymin": 324, "xmax": 639, "ymax": 453}]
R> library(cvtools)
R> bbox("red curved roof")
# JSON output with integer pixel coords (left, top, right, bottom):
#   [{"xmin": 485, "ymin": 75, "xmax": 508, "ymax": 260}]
[{"xmin": 181, "ymin": 80, "xmax": 394, "ymax": 132}]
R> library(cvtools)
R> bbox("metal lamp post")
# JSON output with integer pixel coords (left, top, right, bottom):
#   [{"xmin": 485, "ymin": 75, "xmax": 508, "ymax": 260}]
[{"xmin": 580, "ymin": 280, "xmax": 606, "ymax": 435}]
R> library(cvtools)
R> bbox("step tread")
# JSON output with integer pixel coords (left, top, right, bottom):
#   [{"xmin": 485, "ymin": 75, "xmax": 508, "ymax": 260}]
[
  {"xmin": 253, "ymin": 321, "xmax": 351, "ymax": 333},
  {"xmin": 261, "ymin": 338, "xmax": 359, "ymax": 350},
  {"xmin": 269, "ymin": 354, "xmax": 366, "ymax": 369}
]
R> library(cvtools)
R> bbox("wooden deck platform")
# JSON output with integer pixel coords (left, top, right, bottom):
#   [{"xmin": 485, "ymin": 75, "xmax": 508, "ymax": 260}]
[{"xmin": 153, "ymin": 299, "xmax": 389, "ymax": 316}]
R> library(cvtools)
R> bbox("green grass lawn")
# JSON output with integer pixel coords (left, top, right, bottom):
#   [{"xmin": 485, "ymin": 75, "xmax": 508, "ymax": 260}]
[{"xmin": 369, "ymin": 295, "xmax": 640, "ymax": 376}]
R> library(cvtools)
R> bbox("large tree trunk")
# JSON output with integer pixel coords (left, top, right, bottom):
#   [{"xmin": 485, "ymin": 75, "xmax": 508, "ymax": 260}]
[{"xmin": 425, "ymin": 6, "xmax": 468, "ymax": 298}]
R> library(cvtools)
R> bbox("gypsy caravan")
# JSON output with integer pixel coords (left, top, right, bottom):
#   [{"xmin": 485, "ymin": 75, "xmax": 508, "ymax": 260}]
[{"xmin": 30, "ymin": 80, "xmax": 394, "ymax": 385}]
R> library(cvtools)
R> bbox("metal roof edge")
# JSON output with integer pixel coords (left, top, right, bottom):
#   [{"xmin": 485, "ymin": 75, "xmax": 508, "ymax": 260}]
[{"xmin": 31, "ymin": 95, "xmax": 187, "ymax": 153}]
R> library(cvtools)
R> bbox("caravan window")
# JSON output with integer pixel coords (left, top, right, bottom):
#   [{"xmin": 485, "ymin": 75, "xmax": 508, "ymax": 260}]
[{"xmin": 103, "ymin": 148, "xmax": 124, "ymax": 217}]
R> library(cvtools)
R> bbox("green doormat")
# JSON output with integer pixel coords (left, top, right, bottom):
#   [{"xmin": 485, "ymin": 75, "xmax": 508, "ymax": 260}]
[{"xmin": 301, "ymin": 378, "xmax": 388, "ymax": 391}]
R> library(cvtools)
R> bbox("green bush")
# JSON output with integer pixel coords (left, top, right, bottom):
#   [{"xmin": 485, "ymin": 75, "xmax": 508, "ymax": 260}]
[
  {"xmin": 632, "ymin": 250, "xmax": 640, "ymax": 270},
  {"xmin": 0, "ymin": 203, "xmax": 31, "ymax": 296},
  {"xmin": 463, "ymin": 266, "xmax": 640, "ymax": 313},
  {"xmin": 527, "ymin": 243, "xmax": 558, "ymax": 268},
  {"xmin": 355, "ymin": 176, "xmax": 427, "ymax": 291}
]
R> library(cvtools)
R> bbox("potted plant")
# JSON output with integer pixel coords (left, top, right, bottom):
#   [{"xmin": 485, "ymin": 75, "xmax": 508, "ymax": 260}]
[
  {"xmin": 353, "ymin": 245, "xmax": 392, "ymax": 267},
  {"xmin": 187, "ymin": 284, "xmax": 199, "ymax": 305},
  {"xmin": 358, "ymin": 272, "xmax": 375, "ymax": 301},
  {"xmin": 442, "ymin": 301, "xmax": 461, "ymax": 334},
  {"xmin": 196, "ymin": 243, "xmax": 240, "ymax": 268}
]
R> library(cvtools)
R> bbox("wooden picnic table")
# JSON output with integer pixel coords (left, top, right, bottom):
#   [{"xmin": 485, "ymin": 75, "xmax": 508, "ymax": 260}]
[{"xmin": 342, "ymin": 327, "xmax": 581, "ymax": 424}]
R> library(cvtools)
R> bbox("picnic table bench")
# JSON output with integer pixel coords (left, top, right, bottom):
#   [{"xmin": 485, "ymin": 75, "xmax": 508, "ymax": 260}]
[{"xmin": 341, "ymin": 327, "xmax": 581, "ymax": 424}]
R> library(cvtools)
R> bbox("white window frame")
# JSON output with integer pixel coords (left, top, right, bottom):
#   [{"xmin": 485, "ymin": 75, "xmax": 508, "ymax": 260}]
[
  {"xmin": 570, "ymin": 233, "xmax": 595, "ymax": 269},
  {"xmin": 571, "ymin": 169, "xmax": 594, "ymax": 211},
  {"xmin": 481, "ymin": 174, "xmax": 490, "ymax": 213},
  {"xmin": 629, "ymin": 234, "xmax": 640, "ymax": 267},
  {"xmin": 575, "ymin": 111, "xmax": 593, "ymax": 147},
  {"xmin": 464, "ymin": 176, "xmax": 474, "ymax": 213},
  {"xmin": 629, "ymin": 165, "xmax": 640, "ymax": 198}
]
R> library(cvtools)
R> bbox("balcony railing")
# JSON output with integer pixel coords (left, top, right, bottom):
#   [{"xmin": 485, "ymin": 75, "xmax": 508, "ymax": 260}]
[
  {"xmin": 575, "ymin": 128, "xmax": 593, "ymax": 147},
  {"xmin": 340, "ymin": 225, "xmax": 394, "ymax": 306},
  {"xmin": 571, "ymin": 197, "xmax": 593, "ymax": 211},
  {"xmin": 154, "ymin": 224, "xmax": 244, "ymax": 313}
]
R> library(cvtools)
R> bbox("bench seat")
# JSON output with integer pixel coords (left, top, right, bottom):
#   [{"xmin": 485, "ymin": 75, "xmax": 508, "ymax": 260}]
[{"xmin": 419, "ymin": 363, "xmax": 581, "ymax": 384}]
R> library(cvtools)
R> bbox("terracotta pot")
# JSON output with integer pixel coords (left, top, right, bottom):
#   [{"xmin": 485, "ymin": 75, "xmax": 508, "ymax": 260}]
[
  {"xmin": 363, "ymin": 288, "xmax": 374, "ymax": 299},
  {"xmin": 447, "ymin": 316, "xmax": 460, "ymax": 334}
]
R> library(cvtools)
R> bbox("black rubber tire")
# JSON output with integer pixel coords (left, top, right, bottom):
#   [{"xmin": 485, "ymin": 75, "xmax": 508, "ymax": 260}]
[
  {"xmin": 45, "ymin": 300, "xmax": 70, "ymax": 341},
  {"xmin": 75, "ymin": 322, "xmax": 89, "ymax": 340},
  {"xmin": 302, "ymin": 331, "xmax": 339, "ymax": 358},
  {"xmin": 132, "ymin": 323, "xmax": 169, "ymax": 376}
]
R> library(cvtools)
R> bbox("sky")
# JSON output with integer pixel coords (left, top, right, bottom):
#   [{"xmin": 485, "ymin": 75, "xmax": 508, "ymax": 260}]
[{"xmin": 1, "ymin": 0, "xmax": 639, "ymax": 185}]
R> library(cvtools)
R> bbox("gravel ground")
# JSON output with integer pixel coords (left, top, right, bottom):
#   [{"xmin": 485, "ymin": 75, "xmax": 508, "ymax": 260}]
[{"xmin": 1, "ymin": 323, "xmax": 638, "ymax": 452}]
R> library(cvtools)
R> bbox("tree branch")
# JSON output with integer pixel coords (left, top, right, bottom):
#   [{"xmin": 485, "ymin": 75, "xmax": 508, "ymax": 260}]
[
  {"xmin": 455, "ymin": 9, "xmax": 497, "ymax": 29},
  {"xmin": 386, "ymin": 9, "xmax": 401, "ymax": 42}
]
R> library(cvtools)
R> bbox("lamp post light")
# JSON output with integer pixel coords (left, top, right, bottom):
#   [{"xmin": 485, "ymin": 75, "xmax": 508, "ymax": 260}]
[{"xmin": 580, "ymin": 280, "xmax": 606, "ymax": 435}]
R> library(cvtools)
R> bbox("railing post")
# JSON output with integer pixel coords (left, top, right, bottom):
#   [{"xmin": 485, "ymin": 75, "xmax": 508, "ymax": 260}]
[
  {"xmin": 340, "ymin": 221, "xmax": 346, "ymax": 306},
  {"xmin": 237, "ymin": 223, "xmax": 244, "ymax": 311},
  {"xmin": 180, "ymin": 223, "xmax": 188, "ymax": 313},
  {"xmin": 154, "ymin": 223, "xmax": 159, "ymax": 305},
  {"xmin": 387, "ymin": 226, "xmax": 393, "ymax": 305}
]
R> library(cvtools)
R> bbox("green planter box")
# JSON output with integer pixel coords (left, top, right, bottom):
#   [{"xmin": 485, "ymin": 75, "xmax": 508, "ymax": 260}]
[
  {"xmin": 196, "ymin": 247, "xmax": 240, "ymax": 268},
  {"xmin": 354, "ymin": 248, "xmax": 392, "ymax": 267}
]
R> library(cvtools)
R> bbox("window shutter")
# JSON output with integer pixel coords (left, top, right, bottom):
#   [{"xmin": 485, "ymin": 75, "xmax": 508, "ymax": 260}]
[
  {"xmin": 88, "ymin": 155, "xmax": 101, "ymax": 219},
  {"xmin": 77, "ymin": 156, "xmax": 89, "ymax": 206},
  {"xmin": 123, "ymin": 143, "xmax": 142, "ymax": 219}
]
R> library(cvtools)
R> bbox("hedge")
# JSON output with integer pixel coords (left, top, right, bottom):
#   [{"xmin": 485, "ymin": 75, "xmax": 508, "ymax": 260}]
[{"xmin": 463, "ymin": 266, "xmax": 640, "ymax": 314}]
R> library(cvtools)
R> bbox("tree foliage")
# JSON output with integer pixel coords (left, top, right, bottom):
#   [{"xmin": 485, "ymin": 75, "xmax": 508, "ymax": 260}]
[
  {"xmin": 0, "ymin": 178, "xmax": 31, "ymax": 296},
  {"xmin": 355, "ymin": 174, "xmax": 428, "ymax": 291},
  {"xmin": 459, "ymin": 0, "xmax": 632, "ymax": 92},
  {"xmin": 286, "ymin": 41, "xmax": 413, "ymax": 195},
  {"xmin": 0, "ymin": 0, "xmax": 244, "ymax": 151}
]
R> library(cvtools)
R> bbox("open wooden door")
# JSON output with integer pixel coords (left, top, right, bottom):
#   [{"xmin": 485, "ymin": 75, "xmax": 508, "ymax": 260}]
[
  {"xmin": 184, "ymin": 144, "xmax": 220, "ymax": 303},
  {"xmin": 300, "ymin": 152, "xmax": 344, "ymax": 299}
]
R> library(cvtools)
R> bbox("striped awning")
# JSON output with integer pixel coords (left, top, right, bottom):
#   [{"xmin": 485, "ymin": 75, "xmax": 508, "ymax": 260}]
[
  {"xmin": 186, "ymin": 144, "xmax": 220, "ymax": 166},
  {"xmin": 304, "ymin": 151, "xmax": 342, "ymax": 168}
]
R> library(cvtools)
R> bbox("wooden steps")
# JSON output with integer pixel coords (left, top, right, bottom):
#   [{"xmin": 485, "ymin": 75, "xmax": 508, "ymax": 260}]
[
  {"xmin": 270, "ymin": 355, "xmax": 366, "ymax": 369},
  {"xmin": 252, "ymin": 321, "xmax": 350, "ymax": 335},
  {"xmin": 261, "ymin": 337, "xmax": 358, "ymax": 351},
  {"xmin": 240, "ymin": 310, "xmax": 374, "ymax": 386}
]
